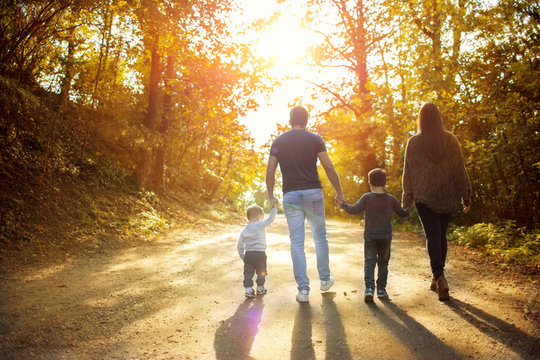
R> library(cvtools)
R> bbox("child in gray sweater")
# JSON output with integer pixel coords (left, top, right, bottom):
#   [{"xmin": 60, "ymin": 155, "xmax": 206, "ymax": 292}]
[
  {"xmin": 237, "ymin": 200, "xmax": 278, "ymax": 298},
  {"xmin": 338, "ymin": 169, "xmax": 409, "ymax": 302}
]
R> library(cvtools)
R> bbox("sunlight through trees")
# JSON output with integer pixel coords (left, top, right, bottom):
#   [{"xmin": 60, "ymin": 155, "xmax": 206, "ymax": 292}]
[{"xmin": 0, "ymin": 0, "xmax": 538, "ymax": 230}]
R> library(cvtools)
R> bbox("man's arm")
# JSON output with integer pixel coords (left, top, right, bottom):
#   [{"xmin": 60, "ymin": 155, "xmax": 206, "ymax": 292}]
[
  {"xmin": 317, "ymin": 151, "xmax": 345, "ymax": 203},
  {"xmin": 266, "ymin": 155, "xmax": 278, "ymax": 202}
]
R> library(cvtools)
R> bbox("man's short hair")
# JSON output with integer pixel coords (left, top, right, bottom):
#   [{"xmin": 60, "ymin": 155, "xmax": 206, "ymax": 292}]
[
  {"xmin": 290, "ymin": 106, "xmax": 309, "ymax": 127},
  {"xmin": 246, "ymin": 205, "xmax": 264, "ymax": 220},
  {"xmin": 368, "ymin": 168, "xmax": 386, "ymax": 187}
]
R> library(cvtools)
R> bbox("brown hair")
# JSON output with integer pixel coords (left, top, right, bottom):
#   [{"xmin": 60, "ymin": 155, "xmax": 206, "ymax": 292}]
[
  {"xmin": 246, "ymin": 205, "xmax": 263, "ymax": 221},
  {"xmin": 417, "ymin": 103, "xmax": 450, "ymax": 162},
  {"xmin": 368, "ymin": 168, "xmax": 386, "ymax": 187},
  {"xmin": 290, "ymin": 106, "xmax": 309, "ymax": 127}
]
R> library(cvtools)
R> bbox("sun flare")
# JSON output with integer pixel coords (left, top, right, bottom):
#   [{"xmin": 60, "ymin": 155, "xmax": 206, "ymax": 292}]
[
  {"xmin": 255, "ymin": 15, "xmax": 312, "ymax": 70},
  {"xmin": 234, "ymin": 0, "xmax": 324, "ymax": 146}
]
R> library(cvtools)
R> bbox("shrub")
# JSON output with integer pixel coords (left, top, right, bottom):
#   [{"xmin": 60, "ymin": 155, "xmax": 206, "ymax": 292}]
[{"xmin": 448, "ymin": 221, "xmax": 540, "ymax": 265}]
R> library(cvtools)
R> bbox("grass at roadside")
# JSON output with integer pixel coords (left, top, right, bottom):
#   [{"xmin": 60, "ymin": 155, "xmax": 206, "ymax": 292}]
[{"xmin": 448, "ymin": 222, "xmax": 539, "ymax": 271}]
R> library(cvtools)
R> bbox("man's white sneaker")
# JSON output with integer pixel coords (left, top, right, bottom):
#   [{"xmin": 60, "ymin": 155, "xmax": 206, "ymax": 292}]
[
  {"xmin": 320, "ymin": 275, "xmax": 335, "ymax": 291},
  {"xmin": 296, "ymin": 289, "xmax": 309, "ymax": 303}
]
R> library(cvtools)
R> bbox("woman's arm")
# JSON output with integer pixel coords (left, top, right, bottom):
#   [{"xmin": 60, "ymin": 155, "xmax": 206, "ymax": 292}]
[
  {"xmin": 402, "ymin": 139, "xmax": 414, "ymax": 209},
  {"xmin": 451, "ymin": 136, "xmax": 472, "ymax": 212}
]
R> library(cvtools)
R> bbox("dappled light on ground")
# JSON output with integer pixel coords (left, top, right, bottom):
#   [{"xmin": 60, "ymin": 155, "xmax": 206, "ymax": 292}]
[{"xmin": 0, "ymin": 216, "xmax": 538, "ymax": 359}]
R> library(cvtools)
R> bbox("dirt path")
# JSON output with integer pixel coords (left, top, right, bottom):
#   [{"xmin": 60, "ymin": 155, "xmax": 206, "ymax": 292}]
[{"xmin": 0, "ymin": 215, "xmax": 538, "ymax": 359}]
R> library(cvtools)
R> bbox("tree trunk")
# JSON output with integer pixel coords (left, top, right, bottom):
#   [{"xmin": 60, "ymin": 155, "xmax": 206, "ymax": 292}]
[
  {"xmin": 80, "ymin": 0, "xmax": 111, "ymax": 161},
  {"xmin": 151, "ymin": 50, "xmax": 174, "ymax": 186},
  {"xmin": 430, "ymin": 2, "xmax": 443, "ymax": 99},
  {"xmin": 353, "ymin": 0, "xmax": 369, "ymax": 110},
  {"xmin": 407, "ymin": 0, "xmax": 444, "ymax": 99},
  {"xmin": 143, "ymin": 44, "xmax": 161, "ymax": 131},
  {"xmin": 136, "ymin": 32, "xmax": 161, "ymax": 182},
  {"xmin": 58, "ymin": 28, "xmax": 76, "ymax": 111}
]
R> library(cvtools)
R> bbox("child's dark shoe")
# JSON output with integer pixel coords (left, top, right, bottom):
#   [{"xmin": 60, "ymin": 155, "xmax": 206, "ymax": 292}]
[
  {"xmin": 377, "ymin": 288, "xmax": 389, "ymax": 299},
  {"xmin": 364, "ymin": 287, "xmax": 374, "ymax": 302}
]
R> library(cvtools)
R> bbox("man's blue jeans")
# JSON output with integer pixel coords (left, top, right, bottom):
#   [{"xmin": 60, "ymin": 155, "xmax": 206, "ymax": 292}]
[{"xmin": 283, "ymin": 189, "xmax": 331, "ymax": 291}]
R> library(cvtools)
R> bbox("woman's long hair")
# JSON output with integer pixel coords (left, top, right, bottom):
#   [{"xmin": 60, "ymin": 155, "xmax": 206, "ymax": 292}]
[{"xmin": 417, "ymin": 103, "xmax": 450, "ymax": 162}]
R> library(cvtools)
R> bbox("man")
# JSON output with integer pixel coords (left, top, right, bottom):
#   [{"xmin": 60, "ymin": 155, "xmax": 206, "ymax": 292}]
[{"xmin": 266, "ymin": 106, "xmax": 345, "ymax": 303}]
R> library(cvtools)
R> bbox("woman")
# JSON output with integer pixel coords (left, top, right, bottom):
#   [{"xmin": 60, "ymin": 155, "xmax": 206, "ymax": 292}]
[{"xmin": 402, "ymin": 103, "xmax": 471, "ymax": 301}]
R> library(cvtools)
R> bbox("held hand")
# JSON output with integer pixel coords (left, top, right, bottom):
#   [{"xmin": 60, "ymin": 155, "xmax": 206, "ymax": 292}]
[
  {"xmin": 402, "ymin": 201, "xmax": 412, "ymax": 212},
  {"xmin": 335, "ymin": 194, "xmax": 346, "ymax": 207},
  {"xmin": 463, "ymin": 205, "xmax": 471, "ymax": 213},
  {"xmin": 267, "ymin": 197, "xmax": 276, "ymax": 209}
]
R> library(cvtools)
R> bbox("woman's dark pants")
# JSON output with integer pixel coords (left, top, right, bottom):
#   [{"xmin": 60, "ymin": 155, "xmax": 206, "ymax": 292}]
[{"xmin": 415, "ymin": 202, "xmax": 451, "ymax": 279}]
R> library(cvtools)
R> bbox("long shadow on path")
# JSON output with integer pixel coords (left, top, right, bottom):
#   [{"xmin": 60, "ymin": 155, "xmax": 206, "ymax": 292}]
[
  {"xmin": 214, "ymin": 297, "xmax": 264, "ymax": 360},
  {"xmin": 445, "ymin": 298, "xmax": 539, "ymax": 359},
  {"xmin": 368, "ymin": 300, "xmax": 462, "ymax": 359},
  {"xmin": 321, "ymin": 292, "xmax": 353, "ymax": 360},
  {"xmin": 290, "ymin": 302, "xmax": 315, "ymax": 360}
]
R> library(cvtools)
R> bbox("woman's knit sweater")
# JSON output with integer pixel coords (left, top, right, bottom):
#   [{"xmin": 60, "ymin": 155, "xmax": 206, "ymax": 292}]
[{"xmin": 402, "ymin": 133, "xmax": 472, "ymax": 214}]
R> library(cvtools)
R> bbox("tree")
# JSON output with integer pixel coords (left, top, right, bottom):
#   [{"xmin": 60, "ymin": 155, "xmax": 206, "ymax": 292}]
[
  {"xmin": 0, "ymin": 0, "xmax": 266, "ymax": 207},
  {"xmin": 303, "ymin": 0, "xmax": 539, "ymax": 228},
  {"xmin": 304, "ymin": 0, "xmax": 389, "ymax": 197}
]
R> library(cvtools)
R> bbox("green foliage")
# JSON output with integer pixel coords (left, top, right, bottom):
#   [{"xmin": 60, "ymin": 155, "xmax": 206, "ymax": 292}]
[
  {"xmin": 306, "ymin": 0, "xmax": 540, "ymax": 229},
  {"xmin": 0, "ymin": 0, "xmax": 266, "ymax": 217},
  {"xmin": 0, "ymin": 74, "xmax": 199, "ymax": 252},
  {"xmin": 448, "ymin": 222, "xmax": 540, "ymax": 265}
]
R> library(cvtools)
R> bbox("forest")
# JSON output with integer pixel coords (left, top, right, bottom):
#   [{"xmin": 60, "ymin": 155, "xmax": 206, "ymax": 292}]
[{"xmin": 0, "ymin": 0, "xmax": 538, "ymax": 266}]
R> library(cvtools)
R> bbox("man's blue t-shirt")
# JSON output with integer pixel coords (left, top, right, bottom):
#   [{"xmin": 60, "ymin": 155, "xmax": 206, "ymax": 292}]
[{"xmin": 270, "ymin": 129, "xmax": 326, "ymax": 194}]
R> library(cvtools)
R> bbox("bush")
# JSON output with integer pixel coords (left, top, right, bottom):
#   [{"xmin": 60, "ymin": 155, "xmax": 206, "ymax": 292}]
[{"xmin": 448, "ymin": 221, "xmax": 540, "ymax": 265}]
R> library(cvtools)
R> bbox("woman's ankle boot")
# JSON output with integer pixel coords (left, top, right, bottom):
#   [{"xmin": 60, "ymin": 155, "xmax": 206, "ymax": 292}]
[
  {"xmin": 430, "ymin": 277, "xmax": 437, "ymax": 291},
  {"xmin": 436, "ymin": 275, "xmax": 449, "ymax": 301}
]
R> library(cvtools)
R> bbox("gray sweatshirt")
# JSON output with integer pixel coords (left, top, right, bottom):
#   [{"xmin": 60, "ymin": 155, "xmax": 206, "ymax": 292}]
[
  {"xmin": 237, "ymin": 208, "xmax": 277, "ymax": 259},
  {"xmin": 341, "ymin": 192, "xmax": 409, "ymax": 240}
]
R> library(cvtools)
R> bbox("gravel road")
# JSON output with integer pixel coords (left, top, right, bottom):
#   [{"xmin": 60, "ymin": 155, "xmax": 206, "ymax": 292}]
[{"xmin": 0, "ymin": 215, "xmax": 538, "ymax": 359}]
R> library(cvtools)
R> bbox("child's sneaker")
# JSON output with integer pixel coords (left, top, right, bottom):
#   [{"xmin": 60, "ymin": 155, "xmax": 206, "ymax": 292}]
[
  {"xmin": 364, "ymin": 287, "xmax": 374, "ymax": 302},
  {"xmin": 320, "ymin": 275, "xmax": 335, "ymax": 292},
  {"xmin": 296, "ymin": 289, "xmax": 309, "ymax": 303},
  {"xmin": 377, "ymin": 288, "xmax": 389, "ymax": 299},
  {"xmin": 245, "ymin": 288, "xmax": 256, "ymax": 298},
  {"xmin": 257, "ymin": 286, "xmax": 267, "ymax": 295}
]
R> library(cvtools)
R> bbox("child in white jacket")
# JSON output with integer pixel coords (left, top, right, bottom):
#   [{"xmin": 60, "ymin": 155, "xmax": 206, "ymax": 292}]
[{"xmin": 237, "ymin": 200, "xmax": 278, "ymax": 297}]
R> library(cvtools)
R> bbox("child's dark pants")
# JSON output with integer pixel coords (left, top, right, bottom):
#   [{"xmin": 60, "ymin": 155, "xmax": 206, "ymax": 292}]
[
  {"xmin": 243, "ymin": 251, "xmax": 267, "ymax": 287},
  {"xmin": 364, "ymin": 237, "xmax": 392, "ymax": 289}
]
